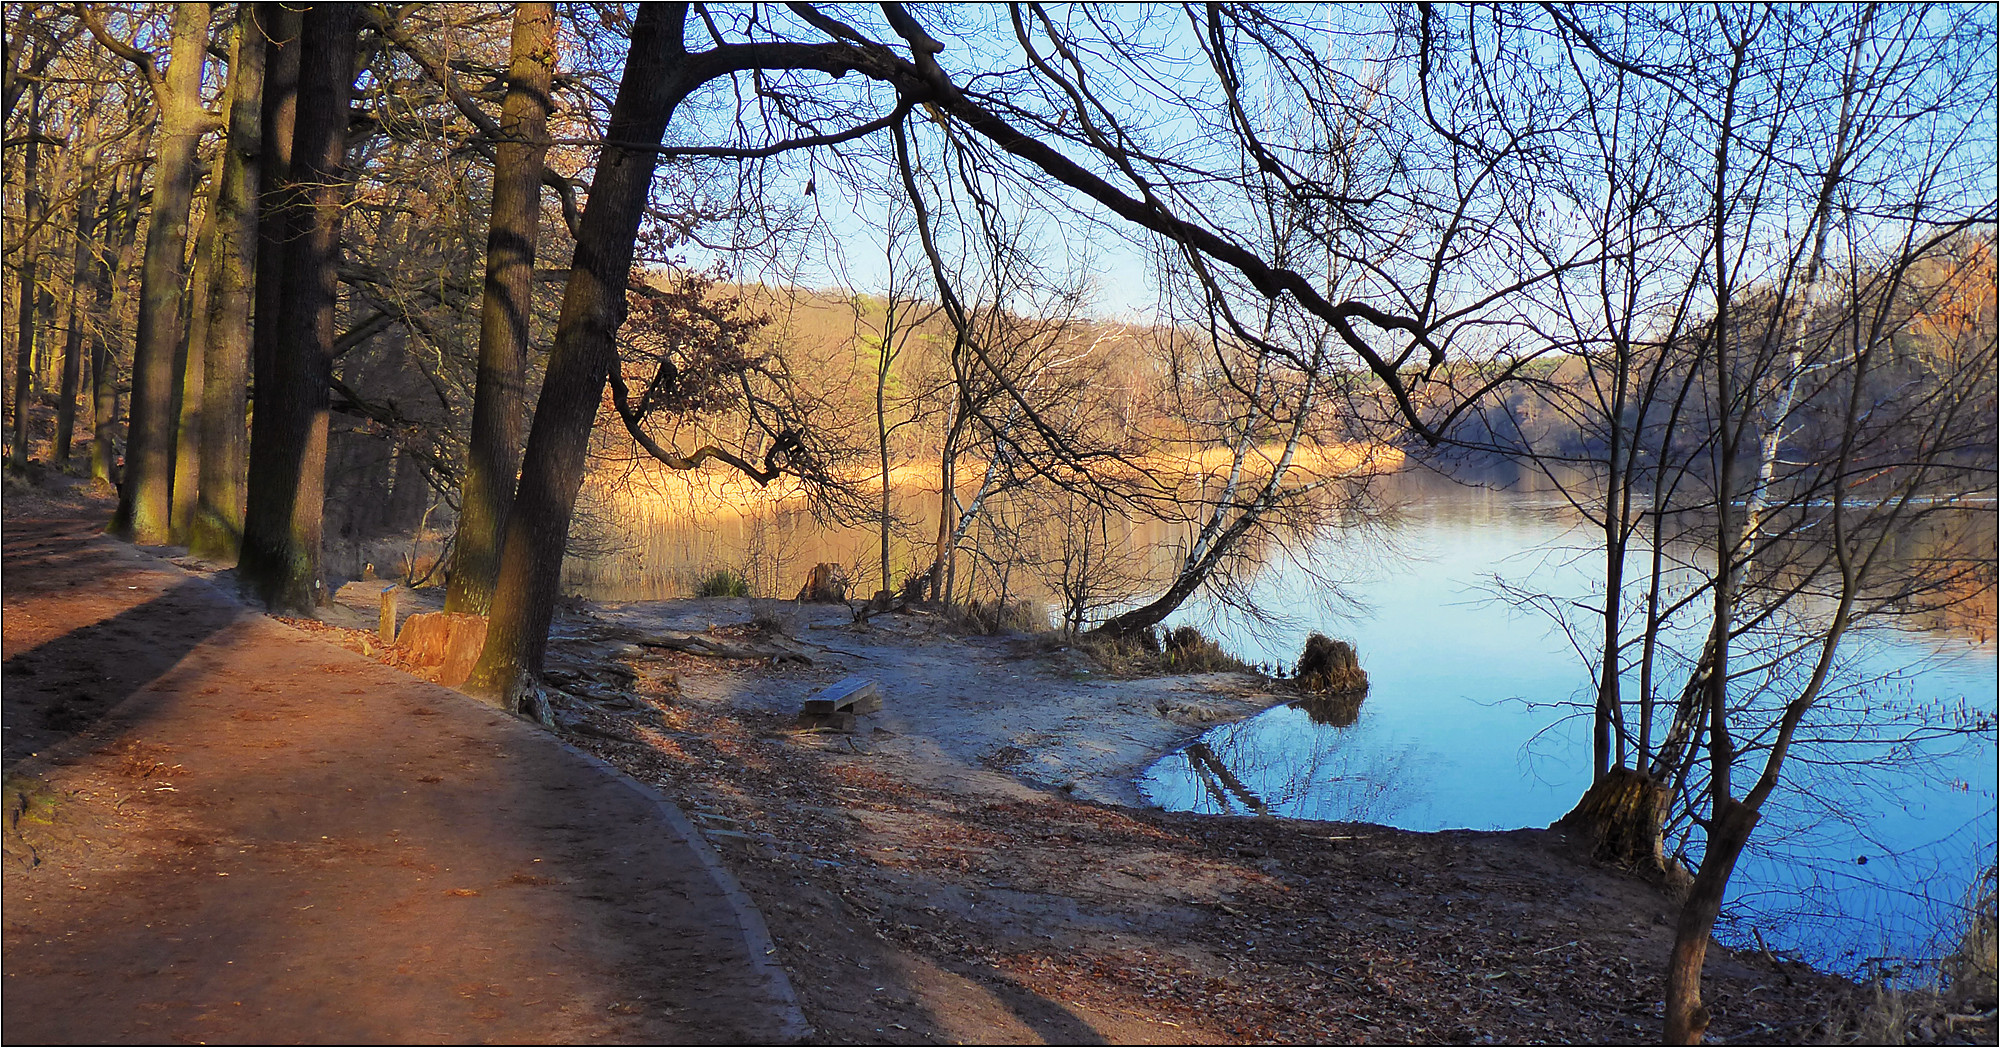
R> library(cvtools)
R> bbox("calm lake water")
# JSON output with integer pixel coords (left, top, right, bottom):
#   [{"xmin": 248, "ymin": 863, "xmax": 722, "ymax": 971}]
[{"xmin": 1141, "ymin": 476, "xmax": 1997, "ymax": 980}]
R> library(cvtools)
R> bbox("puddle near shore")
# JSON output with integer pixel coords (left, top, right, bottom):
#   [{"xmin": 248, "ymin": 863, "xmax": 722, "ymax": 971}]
[{"xmin": 1140, "ymin": 501, "xmax": 1998, "ymax": 981}]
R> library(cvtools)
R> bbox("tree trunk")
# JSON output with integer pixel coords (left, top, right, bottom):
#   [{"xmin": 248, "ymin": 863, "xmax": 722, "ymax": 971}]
[
  {"xmin": 1091, "ymin": 500, "xmax": 1264, "ymax": 638},
  {"xmin": 111, "ymin": 2, "xmax": 211, "ymax": 542},
  {"xmin": 930, "ymin": 442, "xmax": 955, "ymax": 603},
  {"xmin": 237, "ymin": 5, "xmax": 353, "ymax": 612},
  {"xmin": 171, "ymin": 201, "xmax": 215, "ymax": 540},
  {"xmin": 54, "ymin": 146, "xmax": 100, "ymax": 469},
  {"xmin": 876, "ymin": 319, "xmax": 894, "ymax": 605},
  {"xmin": 1667, "ymin": 46, "xmax": 1752, "ymax": 1042},
  {"xmin": 467, "ymin": 5, "xmax": 687, "ymax": 696},
  {"xmin": 9, "ymin": 83, "xmax": 43, "ymax": 470},
  {"xmin": 1663, "ymin": 798, "xmax": 1759, "ymax": 1044},
  {"xmin": 90, "ymin": 174, "xmax": 136, "ymax": 488},
  {"xmin": 1554, "ymin": 765, "xmax": 1669, "ymax": 873},
  {"xmin": 188, "ymin": 3, "xmax": 266, "ymax": 562},
  {"xmin": 243, "ymin": 2, "xmax": 299, "ymax": 549},
  {"xmin": 445, "ymin": 1, "xmax": 556, "ymax": 615},
  {"xmin": 1595, "ymin": 470, "xmax": 1626, "ymax": 781}
]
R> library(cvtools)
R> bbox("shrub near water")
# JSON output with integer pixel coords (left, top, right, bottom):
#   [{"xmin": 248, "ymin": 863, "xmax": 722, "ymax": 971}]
[
  {"xmin": 1073, "ymin": 625, "xmax": 1255, "ymax": 677},
  {"xmin": 1162, "ymin": 626, "xmax": 1246, "ymax": 673},
  {"xmin": 695, "ymin": 569, "xmax": 751, "ymax": 598},
  {"xmin": 945, "ymin": 598, "xmax": 1047, "ymax": 636},
  {"xmin": 1945, "ymin": 865, "xmax": 1999, "ymax": 1011},
  {"xmin": 1294, "ymin": 633, "xmax": 1368, "ymax": 694}
]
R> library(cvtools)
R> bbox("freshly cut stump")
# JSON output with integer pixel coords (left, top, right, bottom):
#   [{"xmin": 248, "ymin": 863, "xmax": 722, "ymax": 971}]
[{"xmin": 395, "ymin": 612, "xmax": 489, "ymax": 687}]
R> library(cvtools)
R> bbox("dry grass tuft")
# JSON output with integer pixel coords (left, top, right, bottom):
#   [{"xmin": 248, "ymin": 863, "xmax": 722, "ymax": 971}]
[
  {"xmin": 944, "ymin": 598, "xmax": 1047, "ymax": 636},
  {"xmin": 1070, "ymin": 624, "xmax": 1256, "ymax": 677},
  {"xmin": 1293, "ymin": 633, "xmax": 1369, "ymax": 694}
]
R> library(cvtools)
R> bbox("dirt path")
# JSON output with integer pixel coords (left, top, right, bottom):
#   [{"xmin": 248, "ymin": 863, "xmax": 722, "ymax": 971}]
[{"xmin": 1, "ymin": 509, "xmax": 804, "ymax": 1044}]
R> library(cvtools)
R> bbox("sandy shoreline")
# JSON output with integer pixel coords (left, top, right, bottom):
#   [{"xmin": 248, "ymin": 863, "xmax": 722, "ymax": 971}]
[{"xmin": 576, "ymin": 595, "xmax": 1287, "ymax": 809}]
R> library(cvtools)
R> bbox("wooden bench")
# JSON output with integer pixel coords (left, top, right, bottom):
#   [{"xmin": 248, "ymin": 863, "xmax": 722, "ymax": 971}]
[{"xmin": 796, "ymin": 676, "xmax": 881, "ymax": 732}]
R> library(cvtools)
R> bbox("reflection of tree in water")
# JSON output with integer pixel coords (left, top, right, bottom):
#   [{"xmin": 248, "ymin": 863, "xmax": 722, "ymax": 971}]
[
  {"xmin": 1183, "ymin": 742, "xmax": 1268, "ymax": 816},
  {"xmin": 1168, "ymin": 706, "xmax": 1425, "ymax": 825},
  {"xmin": 1289, "ymin": 691, "xmax": 1365, "ymax": 728}
]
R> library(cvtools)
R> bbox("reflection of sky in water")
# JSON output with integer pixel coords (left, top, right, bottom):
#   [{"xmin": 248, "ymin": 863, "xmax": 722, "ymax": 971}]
[{"xmin": 1140, "ymin": 498, "xmax": 1998, "ymax": 978}]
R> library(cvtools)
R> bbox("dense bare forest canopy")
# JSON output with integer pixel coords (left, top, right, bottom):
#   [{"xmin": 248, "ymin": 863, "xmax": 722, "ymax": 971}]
[{"xmin": 4, "ymin": 4, "xmax": 1993, "ymax": 1042}]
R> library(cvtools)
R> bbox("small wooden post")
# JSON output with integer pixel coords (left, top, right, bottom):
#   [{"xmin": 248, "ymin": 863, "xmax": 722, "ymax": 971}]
[{"xmin": 379, "ymin": 585, "xmax": 398, "ymax": 645}]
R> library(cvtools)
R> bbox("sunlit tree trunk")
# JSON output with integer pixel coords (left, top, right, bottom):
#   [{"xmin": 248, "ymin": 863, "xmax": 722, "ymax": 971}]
[
  {"xmin": 90, "ymin": 168, "xmax": 145, "ymax": 489},
  {"xmin": 171, "ymin": 201, "xmax": 215, "ymax": 540},
  {"xmin": 188, "ymin": 3, "xmax": 267, "ymax": 563},
  {"xmin": 1664, "ymin": 27, "xmax": 1751, "ymax": 1036},
  {"xmin": 106, "ymin": 2, "xmax": 210, "ymax": 542},
  {"xmin": 446, "ymin": 1, "xmax": 556, "ymax": 614},
  {"xmin": 9, "ymin": 82, "xmax": 44, "ymax": 470},
  {"xmin": 927, "ymin": 355, "xmax": 973, "ymax": 604},
  {"xmin": 237, "ymin": 5, "xmax": 353, "ymax": 611},
  {"xmin": 875, "ymin": 303, "xmax": 898, "ymax": 605},
  {"xmin": 1663, "ymin": 799, "xmax": 1758, "ymax": 1044},
  {"xmin": 1092, "ymin": 332, "xmax": 1318, "ymax": 639},
  {"xmin": 468, "ymin": 5, "xmax": 688, "ymax": 695},
  {"xmin": 53, "ymin": 137, "xmax": 106, "ymax": 471}
]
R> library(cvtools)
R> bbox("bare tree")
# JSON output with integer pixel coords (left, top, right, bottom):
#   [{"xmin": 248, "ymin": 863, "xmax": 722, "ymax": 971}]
[
  {"xmin": 87, "ymin": 1, "xmax": 213, "ymax": 543},
  {"xmin": 459, "ymin": 2, "xmax": 1593, "ymax": 691},
  {"xmin": 237, "ymin": 5, "xmax": 357, "ymax": 611},
  {"xmin": 444, "ymin": 1, "xmax": 557, "ymax": 615},
  {"xmin": 466, "ymin": 3, "xmax": 695, "ymax": 696},
  {"xmin": 186, "ymin": 2, "xmax": 266, "ymax": 561},
  {"xmin": 1452, "ymin": 6, "xmax": 1996, "ymax": 1039},
  {"xmin": 8, "ymin": 76, "xmax": 45, "ymax": 469}
]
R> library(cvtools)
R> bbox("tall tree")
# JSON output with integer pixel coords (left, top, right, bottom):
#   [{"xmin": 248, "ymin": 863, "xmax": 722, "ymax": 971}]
[
  {"xmin": 8, "ymin": 79, "xmax": 45, "ymax": 470},
  {"xmin": 187, "ymin": 2, "xmax": 267, "ymax": 561},
  {"xmin": 242, "ymin": 1, "xmax": 298, "ymax": 557},
  {"xmin": 53, "ymin": 131, "xmax": 110, "ymax": 470},
  {"xmin": 236, "ymin": 4, "xmax": 355, "ymax": 611},
  {"xmin": 445, "ymin": 1, "xmax": 557, "ymax": 616},
  {"xmin": 467, "ymin": 3, "xmax": 688, "ymax": 695},
  {"xmin": 89, "ymin": 2, "xmax": 213, "ymax": 542},
  {"xmin": 1446, "ymin": 7, "xmax": 1996, "ymax": 1040},
  {"xmin": 170, "ymin": 193, "xmax": 215, "ymax": 538},
  {"xmin": 90, "ymin": 162, "xmax": 146, "ymax": 488}
]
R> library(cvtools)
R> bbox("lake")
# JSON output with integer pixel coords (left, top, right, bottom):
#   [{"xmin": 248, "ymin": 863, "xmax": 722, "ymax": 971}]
[{"xmin": 1140, "ymin": 473, "xmax": 1997, "ymax": 981}]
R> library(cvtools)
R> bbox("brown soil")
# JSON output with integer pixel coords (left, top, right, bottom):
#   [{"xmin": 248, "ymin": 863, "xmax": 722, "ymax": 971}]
[
  {"xmin": 2, "ymin": 488, "xmax": 800, "ymax": 1044},
  {"xmin": 482, "ymin": 666, "xmax": 1866, "ymax": 1045}
]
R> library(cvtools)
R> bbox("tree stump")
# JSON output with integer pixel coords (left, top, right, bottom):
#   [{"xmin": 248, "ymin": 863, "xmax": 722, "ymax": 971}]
[
  {"xmin": 395, "ymin": 611, "xmax": 490, "ymax": 687},
  {"xmin": 794, "ymin": 563, "xmax": 849, "ymax": 603},
  {"xmin": 1555, "ymin": 765, "xmax": 1670, "ymax": 874}
]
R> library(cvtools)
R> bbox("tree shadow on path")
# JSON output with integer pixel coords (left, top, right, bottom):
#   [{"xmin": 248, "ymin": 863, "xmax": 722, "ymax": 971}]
[{"xmin": 3, "ymin": 517, "xmax": 247, "ymax": 766}]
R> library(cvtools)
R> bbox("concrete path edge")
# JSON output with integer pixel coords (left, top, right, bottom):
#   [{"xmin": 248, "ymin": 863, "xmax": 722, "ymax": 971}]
[{"xmin": 550, "ymin": 737, "xmax": 813, "ymax": 1043}]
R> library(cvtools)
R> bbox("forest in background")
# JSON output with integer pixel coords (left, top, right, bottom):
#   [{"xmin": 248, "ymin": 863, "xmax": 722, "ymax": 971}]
[{"xmin": 3, "ymin": 5, "xmax": 1994, "ymax": 1041}]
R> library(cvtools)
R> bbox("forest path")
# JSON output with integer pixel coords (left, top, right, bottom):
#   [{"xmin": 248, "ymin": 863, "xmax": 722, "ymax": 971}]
[{"xmin": 1, "ymin": 509, "xmax": 805, "ymax": 1044}]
